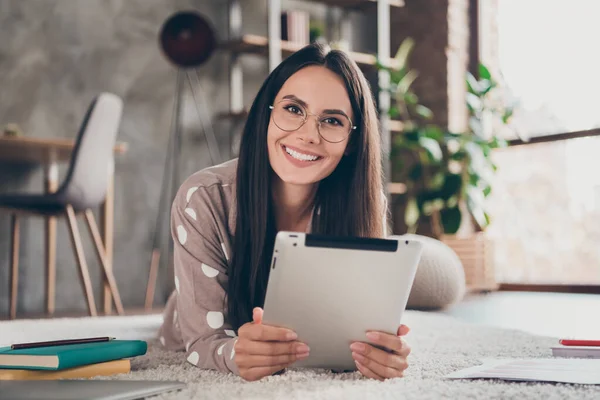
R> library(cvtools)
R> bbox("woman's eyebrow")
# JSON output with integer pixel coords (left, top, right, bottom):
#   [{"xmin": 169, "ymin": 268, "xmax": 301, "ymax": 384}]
[{"xmin": 281, "ymin": 94, "xmax": 350, "ymax": 118}]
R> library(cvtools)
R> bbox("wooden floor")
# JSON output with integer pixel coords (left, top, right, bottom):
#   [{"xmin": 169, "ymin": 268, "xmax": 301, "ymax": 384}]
[{"xmin": 441, "ymin": 291, "xmax": 600, "ymax": 339}]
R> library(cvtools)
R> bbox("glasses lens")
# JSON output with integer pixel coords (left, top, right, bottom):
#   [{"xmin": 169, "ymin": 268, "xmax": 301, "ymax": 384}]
[
  {"xmin": 271, "ymin": 100, "xmax": 353, "ymax": 143},
  {"xmin": 318, "ymin": 114, "xmax": 352, "ymax": 143},
  {"xmin": 272, "ymin": 101, "xmax": 306, "ymax": 131}
]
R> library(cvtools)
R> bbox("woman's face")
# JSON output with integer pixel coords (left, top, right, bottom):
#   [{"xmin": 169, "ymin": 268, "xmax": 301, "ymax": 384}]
[{"xmin": 267, "ymin": 65, "xmax": 354, "ymax": 186}]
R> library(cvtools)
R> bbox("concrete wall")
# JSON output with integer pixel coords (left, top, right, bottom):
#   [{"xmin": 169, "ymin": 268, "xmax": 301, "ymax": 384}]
[
  {"xmin": 0, "ymin": 0, "xmax": 374, "ymax": 317},
  {"xmin": 0, "ymin": 0, "xmax": 268, "ymax": 316}
]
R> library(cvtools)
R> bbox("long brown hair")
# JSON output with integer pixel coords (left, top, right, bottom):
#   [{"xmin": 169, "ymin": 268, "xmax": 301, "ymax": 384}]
[{"xmin": 228, "ymin": 42, "xmax": 385, "ymax": 330}]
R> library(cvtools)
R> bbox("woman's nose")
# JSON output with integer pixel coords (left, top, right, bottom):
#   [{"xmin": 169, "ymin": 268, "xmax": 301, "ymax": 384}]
[{"xmin": 295, "ymin": 115, "xmax": 321, "ymax": 144}]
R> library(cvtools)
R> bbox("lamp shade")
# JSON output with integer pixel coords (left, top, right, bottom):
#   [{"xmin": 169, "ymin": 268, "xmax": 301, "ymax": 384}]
[{"xmin": 159, "ymin": 10, "xmax": 216, "ymax": 68}]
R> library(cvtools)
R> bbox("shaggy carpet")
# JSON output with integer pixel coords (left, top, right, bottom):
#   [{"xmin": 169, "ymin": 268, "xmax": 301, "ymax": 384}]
[{"xmin": 1, "ymin": 311, "xmax": 599, "ymax": 399}]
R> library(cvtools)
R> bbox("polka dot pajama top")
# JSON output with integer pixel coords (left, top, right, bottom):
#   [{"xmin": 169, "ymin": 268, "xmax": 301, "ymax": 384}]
[
  {"xmin": 158, "ymin": 158, "xmax": 250, "ymax": 374},
  {"xmin": 158, "ymin": 158, "xmax": 387, "ymax": 375}
]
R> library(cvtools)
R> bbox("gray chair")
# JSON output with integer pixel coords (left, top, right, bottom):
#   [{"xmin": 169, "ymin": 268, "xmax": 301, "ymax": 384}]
[{"xmin": 0, "ymin": 93, "xmax": 125, "ymax": 319}]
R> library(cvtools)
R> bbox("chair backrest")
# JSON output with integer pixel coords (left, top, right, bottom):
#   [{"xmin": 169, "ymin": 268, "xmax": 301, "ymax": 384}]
[{"xmin": 56, "ymin": 92, "xmax": 124, "ymax": 210}]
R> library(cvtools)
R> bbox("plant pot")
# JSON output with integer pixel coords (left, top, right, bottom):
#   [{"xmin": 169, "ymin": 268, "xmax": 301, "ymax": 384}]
[{"xmin": 440, "ymin": 232, "xmax": 498, "ymax": 292}]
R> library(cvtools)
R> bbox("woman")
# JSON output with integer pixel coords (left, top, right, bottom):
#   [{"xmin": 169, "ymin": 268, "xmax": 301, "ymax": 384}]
[{"xmin": 159, "ymin": 42, "xmax": 411, "ymax": 382}]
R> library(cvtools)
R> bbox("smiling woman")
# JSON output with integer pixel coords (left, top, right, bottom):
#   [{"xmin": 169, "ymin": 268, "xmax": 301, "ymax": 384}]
[{"xmin": 157, "ymin": 42, "xmax": 406, "ymax": 382}]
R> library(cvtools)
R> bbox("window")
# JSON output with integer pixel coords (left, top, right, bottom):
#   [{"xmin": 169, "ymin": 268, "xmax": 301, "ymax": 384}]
[
  {"xmin": 480, "ymin": 0, "xmax": 600, "ymax": 286},
  {"xmin": 487, "ymin": 138, "xmax": 600, "ymax": 285},
  {"xmin": 491, "ymin": 0, "xmax": 600, "ymax": 138}
]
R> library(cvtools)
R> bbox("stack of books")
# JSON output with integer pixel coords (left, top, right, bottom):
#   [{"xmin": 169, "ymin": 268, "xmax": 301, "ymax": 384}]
[
  {"xmin": 551, "ymin": 339, "xmax": 600, "ymax": 359},
  {"xmin": 280, "ymin": 10, "xmax": 310, "ymax": 45},
  {"xmin": 0, "ymin": 336, "xmax": 147, "ymax": 380}
]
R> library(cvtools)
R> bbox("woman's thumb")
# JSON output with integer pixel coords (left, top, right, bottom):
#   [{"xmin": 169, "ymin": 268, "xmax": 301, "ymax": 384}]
[{"xmin": 253, "ymin": 307, "xmax": 263, "ymax": 324}]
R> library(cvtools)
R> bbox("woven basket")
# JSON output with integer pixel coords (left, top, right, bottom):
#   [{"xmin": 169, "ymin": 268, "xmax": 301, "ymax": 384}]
[{"xmin": 441, "ymin": 233, "xmax": 498, "ymax": 292}]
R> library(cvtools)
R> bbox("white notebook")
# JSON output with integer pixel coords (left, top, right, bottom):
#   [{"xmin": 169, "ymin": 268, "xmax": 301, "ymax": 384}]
[
  {"xmin": 445, "ymin": 358, "xmax": 600, "ymax": 385},
  {"xmin": 552, "ymin": 346, "xmax": 600, "ymax": 359}
]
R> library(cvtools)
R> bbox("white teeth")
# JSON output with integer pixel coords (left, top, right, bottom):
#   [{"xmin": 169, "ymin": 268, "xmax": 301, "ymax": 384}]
[{"xmin": 284, "ymin": 146, "xmax": 319, "ymax": 161}]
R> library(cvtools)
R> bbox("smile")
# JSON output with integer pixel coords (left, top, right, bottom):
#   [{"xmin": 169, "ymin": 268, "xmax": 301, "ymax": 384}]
[{"xmin": 282, "ymin": 145, "xmax": 323, "ymax": 162}]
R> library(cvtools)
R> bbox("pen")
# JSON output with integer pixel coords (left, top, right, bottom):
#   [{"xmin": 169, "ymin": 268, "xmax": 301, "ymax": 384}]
[
  {"xmin": 11, "ymin": 336, "xmax": 115, "ymax": 350},
  {"xmin": 559, "ymin": 339, "xmax": 600, "ymax": 347}
]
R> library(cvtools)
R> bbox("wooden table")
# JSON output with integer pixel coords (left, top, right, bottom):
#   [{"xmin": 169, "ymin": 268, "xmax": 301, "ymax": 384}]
[{"xmin": 0, "ymin": 135, "xmax": 128, "ymax": 315}]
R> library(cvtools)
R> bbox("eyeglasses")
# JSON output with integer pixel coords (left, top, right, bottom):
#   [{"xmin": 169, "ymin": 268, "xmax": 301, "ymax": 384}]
[{"xmin": 268, "ymin": 99, "xmax": 356, "ymax": 143}]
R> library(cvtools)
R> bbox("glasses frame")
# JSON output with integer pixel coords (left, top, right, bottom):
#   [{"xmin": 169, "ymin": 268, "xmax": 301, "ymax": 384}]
[{"xmin": 268, "ymin": 100, "xmax": 357, "ymax": 144}]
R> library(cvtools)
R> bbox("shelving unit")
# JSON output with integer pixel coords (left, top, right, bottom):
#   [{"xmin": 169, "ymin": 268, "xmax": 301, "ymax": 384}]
[
  {"xmin": 220, "ymin": 34, "xmax": 401, "ymax": 70},
  {"xmin": 221, "ymin": 0, "xmax": 407, "ymax": 195}
]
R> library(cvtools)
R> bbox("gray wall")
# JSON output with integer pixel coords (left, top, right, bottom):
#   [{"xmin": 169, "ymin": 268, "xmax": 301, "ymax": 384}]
[{"xmin": 0, "ymin": 0, "xmax": 375, "ymax": 316}]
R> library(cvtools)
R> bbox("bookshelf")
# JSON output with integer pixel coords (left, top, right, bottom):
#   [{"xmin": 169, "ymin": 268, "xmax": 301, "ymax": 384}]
[
  {"xmin": 302, "ymin": 0, "xmax": 404, "ymax": 9},
  {"xmin": 220, "ymin": 34, "xmax": 401, "ymax": 70},
  {"xmin": 221, "ymin": 0, "xmax": 406, "ymax": 195}
]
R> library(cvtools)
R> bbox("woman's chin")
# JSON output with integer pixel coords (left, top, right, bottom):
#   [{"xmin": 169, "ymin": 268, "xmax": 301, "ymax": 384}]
[{"xmin": 276, "ymin": 173, "xmax": 319, "ymax": 186}]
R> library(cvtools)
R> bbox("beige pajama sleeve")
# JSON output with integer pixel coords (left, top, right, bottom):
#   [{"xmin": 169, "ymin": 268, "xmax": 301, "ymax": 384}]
[{"xmin": 169, "ymin": 184, "xmax": 240, "ymax": 375}]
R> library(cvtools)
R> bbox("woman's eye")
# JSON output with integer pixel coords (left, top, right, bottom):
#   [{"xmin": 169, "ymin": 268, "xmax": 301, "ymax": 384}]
[
  {"xmin": 284, "ymin": 105, "xmax": 303, "ymax": 115},
  {"xmin": 323, "ymin": 117, "xmax": 342, "ymax": 126}
]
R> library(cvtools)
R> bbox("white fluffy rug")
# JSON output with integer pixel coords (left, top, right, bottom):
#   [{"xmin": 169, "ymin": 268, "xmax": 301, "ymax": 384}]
[{"xmin": 1, "ymin": 311, "xmax": 599, "ymax": 399}]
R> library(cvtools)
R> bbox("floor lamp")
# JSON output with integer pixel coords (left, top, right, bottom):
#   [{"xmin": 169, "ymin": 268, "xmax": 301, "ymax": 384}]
[{"xmin": 145, "ymin": 10, "xmax": 222, "ymax": 310}]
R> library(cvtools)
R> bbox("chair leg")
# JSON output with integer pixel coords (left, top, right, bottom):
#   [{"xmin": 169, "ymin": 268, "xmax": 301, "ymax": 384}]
[
  {"xmin": 145, "ymin": 249, "xmax": 160, "ymax": 311},
  {"xmin": 45, "ymin": 215, "xmax": 57, "ymax": 315},
  {"xmin": 83, "ymin": 209, "xmax": 124, "ymax": 316},
  {"xmin": 9, "ymin": 214, "xmax": 20, "ymax": 320},
  {"xmin": 65, "ymin": 205, "xmax": 98, "ymax": 317}
]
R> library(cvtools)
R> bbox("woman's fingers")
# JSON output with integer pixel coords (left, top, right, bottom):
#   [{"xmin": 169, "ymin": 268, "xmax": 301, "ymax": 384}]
[
  {"xmin": 397, "ymin": 324, "xmax": 410, "ymax": 336},
  {"xmin": 253, "ymin": 307, "xmax": 263, "ymax": 324},
  {"xmin": 239, "ymin": 322, "xmax": 298, "ymax": 342},
  {"xmin": 352, "ymin": 350, "xmax": 406, "ymax": 379},
  {"xmin": 355, "ymin": 360, "xmax": 385, "ymax": 381},
  {"xmin": 365, "ymin": 331, "xmax": 409, "ymax": 355},
  {"xmin": 350, "ymin": 341, "xmax": 408, "ymax": 371},
  {"xmin": 235, "ymin": 351, "xmax": 310, "ymax": 368},
  {"xmin": 236, "ymin": 339, "xmax": 310, "ymax": 356}
]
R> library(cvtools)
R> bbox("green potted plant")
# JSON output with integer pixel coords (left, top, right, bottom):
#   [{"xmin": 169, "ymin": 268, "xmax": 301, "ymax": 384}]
[{"xmin": 377, "ymin": 38, "xmax": 516, "ymax": 290}]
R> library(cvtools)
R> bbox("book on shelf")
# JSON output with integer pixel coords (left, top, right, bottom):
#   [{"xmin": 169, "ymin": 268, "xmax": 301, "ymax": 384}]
[{"xmin": 281, "ymin": 10, "xmax": 310, "ymax": 46}]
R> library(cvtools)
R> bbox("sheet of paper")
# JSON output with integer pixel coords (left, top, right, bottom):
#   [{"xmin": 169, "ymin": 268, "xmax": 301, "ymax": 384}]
[{"xmin": 445, "ymin": 358, "xmax": 600, "ymax": 385}]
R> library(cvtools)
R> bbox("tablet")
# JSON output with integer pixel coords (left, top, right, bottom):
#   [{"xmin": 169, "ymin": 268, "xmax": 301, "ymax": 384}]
[
  {"xmin": 0, "ymin": 380, "xmax": 185, "ymax": 400},
  {"xmin": 262, "ymin": 232, "xmax": 423, "ymax": 371}
]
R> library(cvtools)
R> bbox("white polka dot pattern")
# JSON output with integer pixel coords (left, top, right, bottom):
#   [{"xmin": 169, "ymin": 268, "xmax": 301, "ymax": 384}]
[
  {"xmin": 174, "ymin": 276, "xmax": 180, "ymax": 294},
  {"xmin": 217, "ymin": 343, "xmax": 226, "ymax": 355},
  {"xmin": 225, "ymin": 329, "xmax": 236, "ymax": 337},
  {"xmin": 201, "ymin": 263, "xmax": 219, "ymax": 278},
  {"xmin": 184, "ymin": 208, "xmax": 197, "ymax": 220},
  {"xmin": 186, "ymin": 186, "xmax": 198, "ymax": 202},
  {"xmin": 187, "ymin": 351, "xmax": 200, "ymax": 366},
  {"xmin": 177, "ymin": 225, "xmax": 187, "ymax": 245},
  {"xmin": 206, "ymin": 311, "xmax": 224, "ymax": 329},
  {"xmin": 186, "ymin": 342, "xmax": 191, "ymax": 352}
]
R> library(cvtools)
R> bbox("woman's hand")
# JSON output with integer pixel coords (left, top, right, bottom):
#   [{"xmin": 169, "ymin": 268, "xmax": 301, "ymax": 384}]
[
  {"xmin": 350, "ymin": 324, "xmax": 411, "ymax": 381},
  {"xmin": 235, "ymin": 307, "xmax": 310, "ymax": 381}
]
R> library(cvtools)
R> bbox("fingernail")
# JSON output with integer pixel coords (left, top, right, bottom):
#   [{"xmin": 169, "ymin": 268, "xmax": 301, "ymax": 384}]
[
  {"xmin": 352, "ymin": 352, "xmax": 366, "ymax": 363},
  {"xmin": 296, "ymin": 344, "xmax": 310, "ymax": 353},
  {"xmin": 366, "ymin": 332, "xmax": 379, "ymax": 341},
  {"xmin": 287, "ymin": 331, "xmax": 298, "ymax": 340},
  {"xmin": 297, "ymin": 352, "xmax": 310, "ymax": 359},
  {"xmin": 350, "ymin": 342, "xmax": 365, "ymax": 352}
]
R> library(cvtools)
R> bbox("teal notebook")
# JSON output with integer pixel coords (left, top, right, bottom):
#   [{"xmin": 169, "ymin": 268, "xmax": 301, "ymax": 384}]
[{"xmin": 0, "ymin": 340, "xmax": 147, "ymax": 371}]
